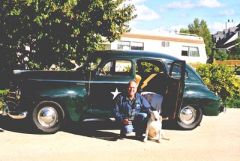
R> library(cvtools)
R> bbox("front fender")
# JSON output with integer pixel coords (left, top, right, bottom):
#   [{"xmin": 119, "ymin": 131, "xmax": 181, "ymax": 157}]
[{"xmin": 183, "ymin": 84, "xmax": 221, "ymax": 116}]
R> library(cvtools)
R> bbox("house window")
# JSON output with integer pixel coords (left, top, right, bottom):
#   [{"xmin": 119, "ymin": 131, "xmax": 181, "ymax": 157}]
[
  {"xmin": 181, "ymin": 46, "xmax": 189, "ymax": 56},
  {"xmin": 161, "ymin": 41, "xmax": 170, "ymax": 47},
  {"xmin": 131, "ymin": 41, "xmax": 144, "ymax": 50},
  {"xmin": 117, "ymin": 41, "xmax": 144, "ymax": 50},
  {"xmin": 117, "ymin": 41, "xmax": 130, "ymax": 50},
  {"xmin": 181, "ymin": 46, "xmax": 200, "ymax": 57},
  {"xmin": 189, "ymin": 47, "xmax": 200, "ymax": 57}
]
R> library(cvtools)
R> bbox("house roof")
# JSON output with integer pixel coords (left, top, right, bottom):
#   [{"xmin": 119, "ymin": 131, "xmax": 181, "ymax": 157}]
[
  {"xmin": 214, "ymin": 23, "xmax": 240, "ymax": 50},
  {"xmin": 122, "ymin": 33, "xmax": 204, "ymax": 45}
]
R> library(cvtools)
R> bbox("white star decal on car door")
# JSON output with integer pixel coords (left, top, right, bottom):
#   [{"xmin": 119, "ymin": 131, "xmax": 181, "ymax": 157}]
[{"xmin": 111, "ymin": 88, "xmax": 121, "ymax": 99}]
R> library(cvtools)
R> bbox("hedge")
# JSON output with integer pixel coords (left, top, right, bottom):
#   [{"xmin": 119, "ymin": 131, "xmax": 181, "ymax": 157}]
[{"xmin": 196, "ymin": 63, "xmax": 240, "ymax": 108}]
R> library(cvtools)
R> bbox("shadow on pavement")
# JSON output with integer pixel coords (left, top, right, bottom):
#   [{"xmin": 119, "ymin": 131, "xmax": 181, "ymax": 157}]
[
  {"xmin": 0, "ymin": 116, "xmax": 39, "ymax": 134},
  {"xmin": 0, "ymin": 116, "xmax": 121, "ymax": 141},
  {"xmin": 64, "ymin": 119, "xmax": 181, "ymax": 141},
  {"xmin": 0, "ymin": 116, "xmax": 181, "ymax": 141},
  {"xmin": 63, "ymin": 119, "xmax": 121, "ymax": 141}
]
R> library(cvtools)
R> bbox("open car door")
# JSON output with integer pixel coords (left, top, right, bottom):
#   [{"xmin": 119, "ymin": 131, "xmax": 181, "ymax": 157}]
[{"xmin": 161, "ymin": 60, "xmax": 185, "ymax": 119}]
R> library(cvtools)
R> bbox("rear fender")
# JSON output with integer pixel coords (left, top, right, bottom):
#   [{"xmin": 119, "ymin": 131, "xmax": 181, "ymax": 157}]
[{"xmin": 31, "ymin": 86, "xmax": 88, "ymax": 122}]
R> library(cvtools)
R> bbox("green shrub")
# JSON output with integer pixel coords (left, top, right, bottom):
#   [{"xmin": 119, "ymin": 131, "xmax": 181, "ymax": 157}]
[
  {"xmin": 0, "ymin": 89, "xmax": 9, "ymax": 110},
  {"xmin": 226, "ymin": 95, "xmax": 240, "ymax": 108},
  {"xmin": 196, "ymin": 64, "xmax": 240, "ymax": 107},
  {"xmin": 0, "ymin": 90, "xmax": 9, "ymax": 96},
  {"xmin": 0, "ymin": 98, "xmax": 4, "ymax": 110}
]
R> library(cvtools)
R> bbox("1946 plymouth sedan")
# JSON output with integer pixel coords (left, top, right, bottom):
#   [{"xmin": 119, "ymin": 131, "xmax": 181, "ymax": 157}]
[{"xmin": 0, "ymin": 50, "xmax": 223, "ymax": 133}]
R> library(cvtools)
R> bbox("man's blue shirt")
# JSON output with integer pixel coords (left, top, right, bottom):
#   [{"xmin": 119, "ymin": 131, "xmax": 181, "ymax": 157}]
[{"xmin": 114, "ymin": 93, "xmax": 151, "ymax": 122}]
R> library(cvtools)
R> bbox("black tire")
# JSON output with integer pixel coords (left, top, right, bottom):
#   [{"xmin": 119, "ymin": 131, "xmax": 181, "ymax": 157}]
[
  {"xmin": 32, "ymin": 101, "xmax": 65, "ymax": 133},
  {"xmin": 176, "ymin": 105, "xmax": 203, "ymax": 130}
]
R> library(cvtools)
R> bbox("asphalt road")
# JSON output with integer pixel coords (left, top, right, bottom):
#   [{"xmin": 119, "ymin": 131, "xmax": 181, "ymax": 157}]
[{"xmin": 0, "ymin": 108, "xmax": 240, "ymax": 161}]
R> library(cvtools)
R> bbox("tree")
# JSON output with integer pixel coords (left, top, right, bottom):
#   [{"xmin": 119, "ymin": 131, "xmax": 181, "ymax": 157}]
[
  {"xmin": 180, "ymin": 18, "xmax": 213, "ymax": 57},
  {"xmin": 179, "ymin": 28, "xmax": 190, "ymax": 34},
  {"xmin": 0, "ymin": 0, "xmax": 136, "ymax": 70},
  {"xmin": 214, "ymin": 49, "xmax": 228, "ymax": 60}
]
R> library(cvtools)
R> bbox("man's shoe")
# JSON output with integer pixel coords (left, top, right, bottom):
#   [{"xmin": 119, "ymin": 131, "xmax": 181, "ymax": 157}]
[
  {"xmin": 135, "ymin": 133, "xmax": 144, "ymax": 141},
  {"xmin": 119, "ymin": 133, "xmax": 127, "ymax": 139}
]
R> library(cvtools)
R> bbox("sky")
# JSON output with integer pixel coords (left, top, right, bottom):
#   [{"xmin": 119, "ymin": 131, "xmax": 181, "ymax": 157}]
[{"xmin": 126, "ymin": 0, "xmax": 240, "ymax": 34}]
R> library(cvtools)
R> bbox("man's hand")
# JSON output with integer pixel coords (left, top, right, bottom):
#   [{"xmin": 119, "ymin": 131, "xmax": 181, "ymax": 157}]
[{"xmin": 122, "ymin": 119, "xmax": 132, "ymax": 125}]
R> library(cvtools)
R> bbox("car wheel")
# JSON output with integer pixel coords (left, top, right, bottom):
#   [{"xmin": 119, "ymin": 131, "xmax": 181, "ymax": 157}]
[
  {"xmin": 32, "ymin": 101, "xmax": 65, "ymax": 133},
  {"xmin": 177, "ymin": 105, "xmax": 203, "ymax": 130}
]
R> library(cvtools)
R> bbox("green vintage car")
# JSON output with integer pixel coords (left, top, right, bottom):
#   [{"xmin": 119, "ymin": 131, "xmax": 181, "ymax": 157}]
[{"xmin": 0, "ymin": 50, "xmax": 223, "ymax": 133}]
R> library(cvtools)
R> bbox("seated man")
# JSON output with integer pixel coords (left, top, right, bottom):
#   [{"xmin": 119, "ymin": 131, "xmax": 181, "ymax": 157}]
[{"xmin": 113, "ymin": 80, "xmax": 151, "ymax": 139}]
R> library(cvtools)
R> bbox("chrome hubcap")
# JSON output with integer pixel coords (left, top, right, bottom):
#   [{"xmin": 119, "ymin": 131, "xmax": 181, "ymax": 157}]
[
  {"xmin": 179, "ymin": 106, "xmax": 196, "ymax": 125},
  {"xmin": 37, "ymin": 107, "xmax": 58, "ymax": 128}
]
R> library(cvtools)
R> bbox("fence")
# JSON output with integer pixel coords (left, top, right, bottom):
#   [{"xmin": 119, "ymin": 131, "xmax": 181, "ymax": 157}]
[{"xmin": 215, "ymin": 60, "xmax": 240, "ymax": 67}]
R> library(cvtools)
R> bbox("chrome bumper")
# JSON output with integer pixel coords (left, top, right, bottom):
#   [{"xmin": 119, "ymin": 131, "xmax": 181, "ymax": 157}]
[
  {"xmin": 0, "ymin": 104, "xmax": 27, "ymax": 119},
  {"xmin": 8, "ymin": 111, "xmax": 27, "ymax": 119}
]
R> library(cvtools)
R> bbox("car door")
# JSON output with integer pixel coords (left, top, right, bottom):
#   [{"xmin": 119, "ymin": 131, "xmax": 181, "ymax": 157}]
[
  {"xmin": 161, "ymin": 60, "xmax": 185, "ymax": 119},
  {"xmin": 86, "ymin": 59, "xmax": 134, "ymax": 118},
  {"xmin": 136, "ymin": 59, "xmax": 167, "ymax": 95}
]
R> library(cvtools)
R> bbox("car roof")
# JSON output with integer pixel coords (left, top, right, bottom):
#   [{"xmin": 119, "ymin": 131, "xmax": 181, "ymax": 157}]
[{"xmin": 90, "ymin": 50, "xmax": 180, "ymax": 61}]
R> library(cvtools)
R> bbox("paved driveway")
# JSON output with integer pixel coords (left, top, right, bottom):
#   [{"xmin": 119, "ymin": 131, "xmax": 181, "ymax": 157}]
[{"xmin": 0, "ymin": 109, "xmax": 240, "ymax": 161}]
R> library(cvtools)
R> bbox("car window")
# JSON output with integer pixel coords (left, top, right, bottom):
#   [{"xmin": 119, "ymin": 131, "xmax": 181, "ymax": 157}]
[
  {"xmin": 88, "ymin": 57, "xmax": 102, "ymax": 71},
  {"xmin": 138, "ymin": 62, "xmax": 160, "ymax": 73},
  {"xmin": 136, "ymin": 60, "xmax": 164, "ymax": 75},
  {"xmin": 171, "ymin": 63, "xmax": 182, "ymax": 79},
  {"xmin": 166, "ymin": 62, "xmax": 203, "ymax": 83},
  {"xmin": 115, "ymin": 60, "xmax": 132, "ymax": 72},
  {"xmin": 97, "ymin": 60, "xmax": 132, "ymax": 77},
  {"xmin": 98, "ymin": 61, "xmax": 113, "ymax": 76},
  {"xmin": 77, "ymin": 56, "xmax": 102, "ymax": 71},
  {"xmin": 166, "ymin": 61, "xmax": 184, "ymax": 79}
]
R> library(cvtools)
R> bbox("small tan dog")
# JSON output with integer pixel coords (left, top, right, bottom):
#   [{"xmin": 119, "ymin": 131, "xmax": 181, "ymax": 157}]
[{"xmin": 144, "ymin": 110, "xmax": 169, "ymax": 143}]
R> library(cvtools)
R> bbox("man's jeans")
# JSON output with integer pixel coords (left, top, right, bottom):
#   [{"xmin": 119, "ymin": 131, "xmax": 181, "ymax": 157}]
[{"xmin": 120, "ymin": 113, "xmax": 148, "ymax": 136}]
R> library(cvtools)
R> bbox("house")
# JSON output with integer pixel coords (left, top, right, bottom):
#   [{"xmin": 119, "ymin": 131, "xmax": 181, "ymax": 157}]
[
  {"xmin": 105, "ymin": 31, "xmax": 208, "ymax": 64},
  {"xmin": 213, "ymin": 23, "xmax": 240, "ymax": 51}
]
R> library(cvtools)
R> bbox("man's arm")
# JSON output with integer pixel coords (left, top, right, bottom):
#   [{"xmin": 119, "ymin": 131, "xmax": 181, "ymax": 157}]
[{"xmin": 113, "ymin": 96, "xmax": 124, "ymax": 123}]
